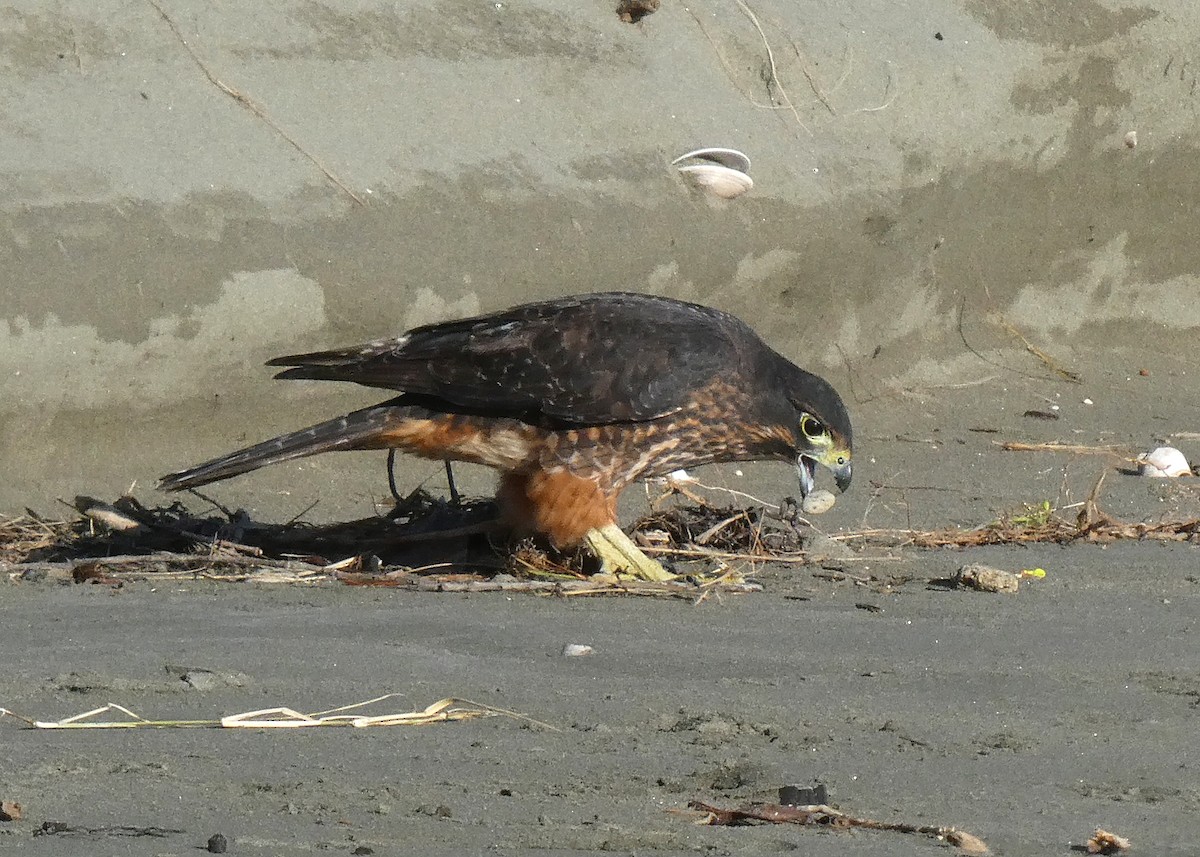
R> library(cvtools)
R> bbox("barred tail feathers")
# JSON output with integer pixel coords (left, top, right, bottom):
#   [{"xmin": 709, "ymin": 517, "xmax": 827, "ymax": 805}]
[{"xmin": 158, "ymin": 405, "xmax": 401, "ymax": 492}]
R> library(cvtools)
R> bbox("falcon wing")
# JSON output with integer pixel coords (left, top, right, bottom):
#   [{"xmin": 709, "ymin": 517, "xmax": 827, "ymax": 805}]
[{"xmin": 267, "ymin": 293, "xmax": 753, "ymax": 425}]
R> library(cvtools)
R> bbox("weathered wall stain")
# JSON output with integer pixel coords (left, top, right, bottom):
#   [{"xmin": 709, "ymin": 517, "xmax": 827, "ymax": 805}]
[
  {"xmin": 2, "ymin": 0, "xmax": 1197, "ymax": 513},
  {"xmin": 0, "ymin": 271, "xmax": 325, "ymax": 411}
]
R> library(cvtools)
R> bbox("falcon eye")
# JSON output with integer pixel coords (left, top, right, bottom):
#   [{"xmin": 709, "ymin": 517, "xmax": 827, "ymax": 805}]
[{"xmin": 800, "ymin": 415, "xmax": 826, "ymax": 439}]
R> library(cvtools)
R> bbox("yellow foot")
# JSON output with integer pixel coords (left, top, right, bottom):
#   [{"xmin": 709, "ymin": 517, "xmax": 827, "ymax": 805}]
[{"xmin": 583, "ymin": 523, "xmax": 676, "ymax": 582}]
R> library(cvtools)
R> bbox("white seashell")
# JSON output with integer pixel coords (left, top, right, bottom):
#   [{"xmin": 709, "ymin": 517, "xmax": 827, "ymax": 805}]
[
  {"xmin": 673, "ymin": 147, "xmax": 752, "ymax": 199},
  {"xmin": 801, "ymin": 489, "xmax": 836, "ymax": 515},
  {"xmin": 1137, "ymin": 446, "xmax": 1190, "ymax": 478},
  {"xmin": 676, "ymin": 164, "xmax": 753, "ymax": 199},
  {"xmin": 561, "ymin": 644, "xmax": 594, "ymax": 657},
  {"xmin": 671, "ymin": 147, "xmax": 751, "ymax": 173}
]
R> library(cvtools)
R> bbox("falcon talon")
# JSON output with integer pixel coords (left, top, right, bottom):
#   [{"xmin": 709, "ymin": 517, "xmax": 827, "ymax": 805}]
[
  {"xmin": 584, "ymin": 524, "xmax": 677, "ymax": 582},
  {"xmin": 157, "ymin": 293, "xmax": 852, "ymax": 579}
]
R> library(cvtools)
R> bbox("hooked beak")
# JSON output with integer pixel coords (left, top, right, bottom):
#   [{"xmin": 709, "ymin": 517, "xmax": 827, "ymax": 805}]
[
  {"xmin": 797, "ymin": 455, "xmax": 853, "ymax": 497},
  {"xmin": 834, "ymin": 460, "xmax": 853, "ymax": 493}
]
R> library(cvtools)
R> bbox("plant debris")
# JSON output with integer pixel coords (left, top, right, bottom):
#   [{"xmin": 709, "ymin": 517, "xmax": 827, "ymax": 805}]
[
  {"xmin": 841, "ymin": 472, "xmax": 1200, "ymax": 548},
  {"xmin": 0, "ymin": 694, "xmax": 554, "ymax": 731},
  {"xmin": 5, "ymin": 466, "xmax": 1196, "ymax": 595},
  {"xmin": 34, "ymin": 821, "xmax": 185, "ymax": 838},
  {"xmin": 0, "ymin": 486, "xmax": 827, "ymax": 596},
  {"xmin": 1087, "ymin": 828, "xmax": 1132, "ymax": 854},
  {"xmin": 687, "ymin": 800, "xmax": 988, "ymax": 854}
]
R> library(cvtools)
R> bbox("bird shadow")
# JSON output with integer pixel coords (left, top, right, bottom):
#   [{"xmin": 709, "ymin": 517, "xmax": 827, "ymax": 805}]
[
  {"xmin": 4, "ymin": 487, "xmax": 824, "ymax": 586},
  {"xmin": 9, "ymin": 490, "xmax": 507, "ymax": 573}
]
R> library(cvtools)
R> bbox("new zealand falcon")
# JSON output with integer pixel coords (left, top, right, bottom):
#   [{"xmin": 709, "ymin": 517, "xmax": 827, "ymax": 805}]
[{"xmin": 159, "ymin": 292, "xmax": 854, "ymax": 580}]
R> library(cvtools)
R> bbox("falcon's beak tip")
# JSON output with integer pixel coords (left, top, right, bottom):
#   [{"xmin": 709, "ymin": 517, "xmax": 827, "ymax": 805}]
[
  {"xmin": 834, "ymin": 461, "xmax": 853, "ymax": 493},
  {"xmin": 798, "ymin": 454, "xmax": 852, "ymax": 496}
]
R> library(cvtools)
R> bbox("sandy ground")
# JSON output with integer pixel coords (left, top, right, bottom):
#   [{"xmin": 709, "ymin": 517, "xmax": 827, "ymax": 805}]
[
  {"xmin": 3, "ymin": 355, "xmax": 1199, "ymax": 856},
  {"xmin": 4, "ymin": 1, "xmax": 1200, "ymax": 854}
]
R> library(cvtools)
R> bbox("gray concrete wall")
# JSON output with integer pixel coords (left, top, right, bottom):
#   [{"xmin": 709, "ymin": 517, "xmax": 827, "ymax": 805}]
[{"xmin": 3, "ymin": 0, "xmax": 1197, "ymax": 516}]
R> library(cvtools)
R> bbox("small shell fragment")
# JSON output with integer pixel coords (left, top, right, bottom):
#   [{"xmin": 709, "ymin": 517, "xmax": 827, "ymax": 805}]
[
  {"xmin": 673, "ymin": 147, "xmax": 753, "ymax": 199},
  {"xmin": 561, "ymin": 644, "xmax": 594, "ymax": 657},
  {"xmin": 954, "ymin": 564, "xmax": 1020, "ymax": 594},
  {"xmin": 801, "ymin": 489, "xmax": 836, "ymax": 515},
  {"xmin": 1123, "ymin": 130, "xmax": 1137, "ymax": 149},
  {"xmin": 1087, "ymin": 828, "xmax": 1131, "ymax": 854},
  {"xmin": 1137, "ymin": 446, "xmax": 1190, "ymax": 477}
]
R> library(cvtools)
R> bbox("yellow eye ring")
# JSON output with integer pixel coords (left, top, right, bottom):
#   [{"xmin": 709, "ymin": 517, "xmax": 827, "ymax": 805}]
[{"xmin": 800, "ymin": 415, "xmax": 826, "ymax": 439}]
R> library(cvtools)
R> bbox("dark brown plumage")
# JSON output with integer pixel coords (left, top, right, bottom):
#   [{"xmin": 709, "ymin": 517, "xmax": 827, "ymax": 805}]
[{"xmin": 159, "ymin": 292, "xmax": 853, "ymax": 579}]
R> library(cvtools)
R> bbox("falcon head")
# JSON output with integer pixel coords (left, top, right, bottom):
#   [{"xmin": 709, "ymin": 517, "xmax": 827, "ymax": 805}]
[
  {"xmin": 777, "ymin": 362, "xmax": 853, "ymax": 498},
  {"xmin": 795, "ymin": 411, "xmax": 853, "ymax": 497}
]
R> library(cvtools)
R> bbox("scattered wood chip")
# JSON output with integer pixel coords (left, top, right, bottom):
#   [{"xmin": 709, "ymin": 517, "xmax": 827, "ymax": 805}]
[
  {"xmin": 71, "ymin": 562, "xmax": 123, "ymax": 587},
  {"xmin": 954, "ymin": 564, "xmax": 1020, "ymax": 594},
  {"xmin": 688, "ymin": 800, "xmax": 987, "ymax": 854},
  {"xmin": 0, "ymin": 800, "xmax": 22, "ymax": 821},
  {"xmin": 1087, "ymin": 828, "xmax": 1132, "ymax": 854}
]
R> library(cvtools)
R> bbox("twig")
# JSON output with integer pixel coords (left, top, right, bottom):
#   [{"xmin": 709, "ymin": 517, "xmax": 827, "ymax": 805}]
[
  {"xmin": 956, "ymin": 296, "xmax": 1053, "ymax": 381},
  {"xmin": 682, "ymin": 2, "xmax": 811, "ymax": 134},
  {"xmin": 640, "ymin": 545, "xmax": 889, "ymax": 563},
  {"xmin": 70, "ymin": 27, "xmax": 84, "ymax": 74},
  {"xmin": 999, "ymin": 441, "xmax": 1132, "ymax": 458},
  {"xmin": 145, "ymin": 0, "xmax": 364, "ymax": 205},
  {"xmin": 785, "ymin": 34, "xmax": 836, "ymax": 114},
  {"xmin": 732, "ymin": 0, "xmax": 811, "ymax": 133},
  {"xmin": 283, "ymin": 498, "xmax": 320, "ymax": 527},
  {"xmin": 834, "ymin": 343, "xmax": 868, "ymax": 405},
  {"xmin": 689, "ymin": 800, "xmax": 988, "ymax": 854},
  {"xmin": 695, "ymin": 511, "xmax": 749, "ymax": 545},
  {"xmin": 993, "ymin": 316, "xmax": 1081, "ymax": 382},
  {"xmin": 847, "ymin": 61, "xmax": 898, "ymax": 114}
]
